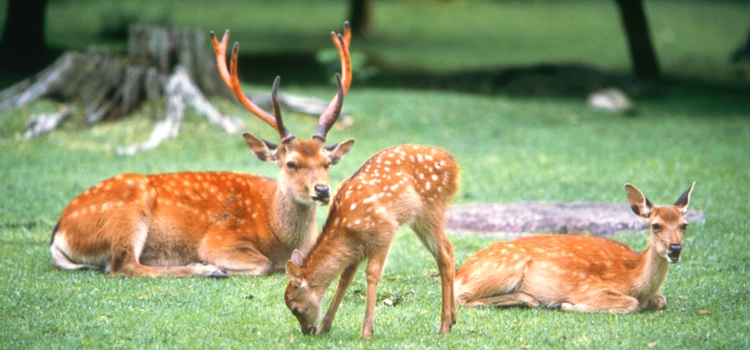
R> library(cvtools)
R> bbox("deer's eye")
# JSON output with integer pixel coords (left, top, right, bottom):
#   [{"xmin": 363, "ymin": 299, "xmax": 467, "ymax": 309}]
[
  {"xmin": 291, "ymin": 307, "xmax": 300, "ymax": 316},
  {"xmin": 681, "ymin": 223, "xmax": 689, "ymax": 230},
  {"xmin": 286, "ymin": 162, "xmax": 297, "ymax": 170},
  {"xmin": 651, "ymin": 223, "xmax": 661, "ymax": 230},
  {"xmin": 323, "ymin": 162, "xmax": 330, "ymax": 169}
]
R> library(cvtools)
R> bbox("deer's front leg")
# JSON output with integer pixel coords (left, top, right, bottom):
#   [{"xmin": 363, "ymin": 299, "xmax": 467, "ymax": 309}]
[
  {"xmin": 560, "ymin": 289, "xmax": 639, "ymax": 313},
  {"xmin": 199, "ymin": 231, "xmax": 273, "ymax": 276},
  {"xmin": 317, "ymin": 262, "xmax": 359, "ymax": 335},
  {"xmin": 361, "ymin": 251, "xmax": 388, "ymax": 339}
]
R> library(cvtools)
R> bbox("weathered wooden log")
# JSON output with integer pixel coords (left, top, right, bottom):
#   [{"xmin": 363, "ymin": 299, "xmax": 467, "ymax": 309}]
[{"xmin": 0, "ymin": 25, "xmax": 352, "ymax": 155}]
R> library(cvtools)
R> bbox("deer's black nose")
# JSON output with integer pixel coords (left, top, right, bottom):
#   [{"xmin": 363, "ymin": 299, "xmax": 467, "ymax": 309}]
[
  {"xmin": 314, "ymin": 185, "xmax": 329, "ymax": 198},
  {"xmin": 669, "ymin": 244, "xmax": 682, "ymax": 254}
]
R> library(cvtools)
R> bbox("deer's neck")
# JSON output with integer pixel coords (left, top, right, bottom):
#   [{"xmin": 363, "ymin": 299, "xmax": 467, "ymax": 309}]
[
  {"xmin": 301, "ymin": 228, "xmax": 354, "ymax": 297},
  {"xmin": 270, "ymin": 186, "xmax": 317, "ymax": 248},
  {"xmin": 631, "ymin": 243, "xmax": 670, "ymax": 302}
]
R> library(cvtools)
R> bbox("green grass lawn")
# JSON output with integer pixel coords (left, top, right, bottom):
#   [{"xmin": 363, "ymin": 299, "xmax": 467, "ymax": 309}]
[{"xmin": 2, "ymin": 0, "xmax": 750, "ymax": 348}]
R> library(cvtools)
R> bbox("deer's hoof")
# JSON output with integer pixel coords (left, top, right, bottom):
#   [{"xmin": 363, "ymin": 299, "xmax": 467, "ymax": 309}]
[{"xmin": 208, "ymin": 270, "xmax": 228, "ymax": 278}]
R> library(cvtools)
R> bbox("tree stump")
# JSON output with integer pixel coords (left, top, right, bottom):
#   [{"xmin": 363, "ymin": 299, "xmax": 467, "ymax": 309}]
[{"xmin": 0, "ymin": 25, "xmax": 351, "ymax": 155}]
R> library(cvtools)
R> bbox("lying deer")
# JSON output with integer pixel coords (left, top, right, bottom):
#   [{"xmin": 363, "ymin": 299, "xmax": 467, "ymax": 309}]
[
  {"xmin": 284, "ymin": 145, "xmax": 459, "ymax": 338},
  {"xmin": 49, "ymin": 23, "xmax": 354, "ymax": 277},
  {"xmin": 455, "ymin": 183, "xmax": 695, "ymax": 313}
]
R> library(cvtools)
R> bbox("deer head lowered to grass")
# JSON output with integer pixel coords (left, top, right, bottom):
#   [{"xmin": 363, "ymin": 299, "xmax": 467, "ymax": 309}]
[
  {"xmin": 454, "ymin": 183, "xmax": 695, "ymax": 313},
  {"xmin": 284, "ymin": 145, "xmax": 460, "ymax": 339},
  {"xmin": 49, "ymin": 22, "xmax": 354, "ymax": 277}
]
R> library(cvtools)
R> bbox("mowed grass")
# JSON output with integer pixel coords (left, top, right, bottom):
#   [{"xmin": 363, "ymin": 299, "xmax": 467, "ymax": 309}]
[
  {"xmin": 2, "ymin": 0, "xmax": 750, "ymax": 348},
  {"xmin": 2, "ymin": 87, "xmax": 749, "ymax": 348}
]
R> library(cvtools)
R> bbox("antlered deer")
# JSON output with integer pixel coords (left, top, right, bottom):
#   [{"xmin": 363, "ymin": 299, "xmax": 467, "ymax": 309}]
[
  {"xmin": 455, "ymin": 183, "xmax": 695, "ymax": 313},
  {"xmin": 49, "ymin": 23, "xmax": 354, "ymax": 277},
  {"xmin": 284, "ymin": 145, "xmax": 459, "ymax": 338}
]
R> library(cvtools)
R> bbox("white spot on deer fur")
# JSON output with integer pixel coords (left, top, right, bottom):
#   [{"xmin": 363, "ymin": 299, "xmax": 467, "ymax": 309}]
[
  {"xmin": 71, "ymin": 211, "xmax": 79, "ymax": 218},
  {"xmin": 391, "ymin": 184, "xmax": 399, "ymax": 191},
  {"xmin": 417, "ymin": 154, "xmax": 424, "ymax": 162},
  {"xmin": 116, "ymin": 201, "xmax": 124, "ymax": 207},
  {"xmin": 375, "ymin": 207, "xmax": 386, "ymax": 214},
  {"xmin": 350, "ymin": 203, "xmax": 357, "ymax": 210},
  {"xmin": 102, "ymin": 203, "xmax": 112, "ymax": 211},
  {"xmin": 431, "ymin": 174, "xmax": 438, "ymax": 181},
  {"xmin": 409, "ymin": 155, "xmax": 415, "ymax": 161},
  {"xmin": 419, "ymin": 173, "xmax": 424, "ymax": 180},
  {"xmin": 354, "ymin": 219, "xmax": 361, "ymax": 225},
  {"xmin": 413, "ymin": 145, "xmax": 418, "ymax": 150},
  {"xmin": 426, "ymin": 182, "xmax": 431, "ymax": 190},
  {"xmin": 363, "ymin": 194, "xmax": 377, "ymax": 204},
  {"xmin": 252, "ymin": 213, "xmax": 258, "ymax": 219},
  {"xmin": 115, "ymin": 175, "xmax": 123, "ymax": 180},
  {"xmin": 126, "ymin": 179, "xmax": 134, "ymax": 186},
  {"xmin": 384, "ymin": 167, "xmax": 390, "ymax": 172}
]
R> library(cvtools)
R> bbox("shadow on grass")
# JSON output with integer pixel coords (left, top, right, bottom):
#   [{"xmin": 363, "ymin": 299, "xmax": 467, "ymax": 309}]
[
  {"xmin": 2, "ymin": 50, "xmax": 749, "ymax": 118},
  {"xmin": 234, "ymin": 52, "xmax": 750, "ymax": 118}
]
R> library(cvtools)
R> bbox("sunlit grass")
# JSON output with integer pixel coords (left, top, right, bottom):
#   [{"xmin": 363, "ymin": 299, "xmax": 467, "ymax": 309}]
[{"xmin": 2, "ymin": 82, "xmax": 749, "ymax": 347}]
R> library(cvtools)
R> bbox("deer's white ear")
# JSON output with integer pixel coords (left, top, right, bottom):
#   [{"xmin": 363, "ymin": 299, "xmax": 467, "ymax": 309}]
[
  {"xmin": 324, "ymin": 139, "xmax": 355, "ymax": 165},
  {"xmin": 243, "ymin": 132, "xmax": 278, "ymax": 162},
  {"xmin": 625, "ymin": 183, "xmax": 653, "ymax": 218},
  {"xmin": 286, "ymin": 259, "xmax": 306, "ymax": 289},
  {"xmin": 291, "ymin": 249, "xmax": 305, "ymax": 267},
  {"xmin": 674, "ymin": 182, "xmax": 695, "ymax": 215}
]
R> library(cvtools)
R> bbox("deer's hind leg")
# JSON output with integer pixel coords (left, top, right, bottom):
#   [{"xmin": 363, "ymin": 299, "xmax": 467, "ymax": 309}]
[
  {"xmin": 412, "ymin": 210, "xmax": 456, "ymax": 334},
  {"xmin": 112, "ymin": 214, "xmax": 227, "ymax": 278}
]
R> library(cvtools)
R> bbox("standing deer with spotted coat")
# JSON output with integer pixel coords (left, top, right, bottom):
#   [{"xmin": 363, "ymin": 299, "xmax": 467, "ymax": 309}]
[
  {"xmin": 454, "ymin": 183, "xmax": 695, "ymax": 313},
  {"xmin": 49, "ymin": 23, "xmax": 354, "ymax": 277},
  {"xmin": 284, "ymin": 145, "xmax": 459, "ymax": 338}
]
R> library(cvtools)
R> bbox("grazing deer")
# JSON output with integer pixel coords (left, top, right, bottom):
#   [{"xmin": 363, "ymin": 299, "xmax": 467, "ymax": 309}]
[
  {"xmin": 454, "ymin": 183, "xmax": 695, "ymax": 313},
  {"xmin": 48, "ymin": 23, "xmax": 354, "ymax": 277},
  {"xmin": 284, "ymin": 145, "xmax": 459, "ymax": 338}
]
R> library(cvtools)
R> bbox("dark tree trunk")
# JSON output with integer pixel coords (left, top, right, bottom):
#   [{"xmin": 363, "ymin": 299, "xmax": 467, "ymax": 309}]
[
  {"xmin": 615, "ymin": 0, "xmax": 660, "ymax": 80},
  {"xmin": 348, "ymin": 0, "xmax": 373, "ymax": 36},
  {"xmin": 0, "ymin": 0, "xmax": 53, "ymax": 75}
]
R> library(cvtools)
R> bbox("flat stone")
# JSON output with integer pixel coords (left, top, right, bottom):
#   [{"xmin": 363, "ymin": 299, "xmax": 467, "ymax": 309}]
[{"xmin": 447, "ymin": 202, "xmax": 705, "ymax": 236}]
